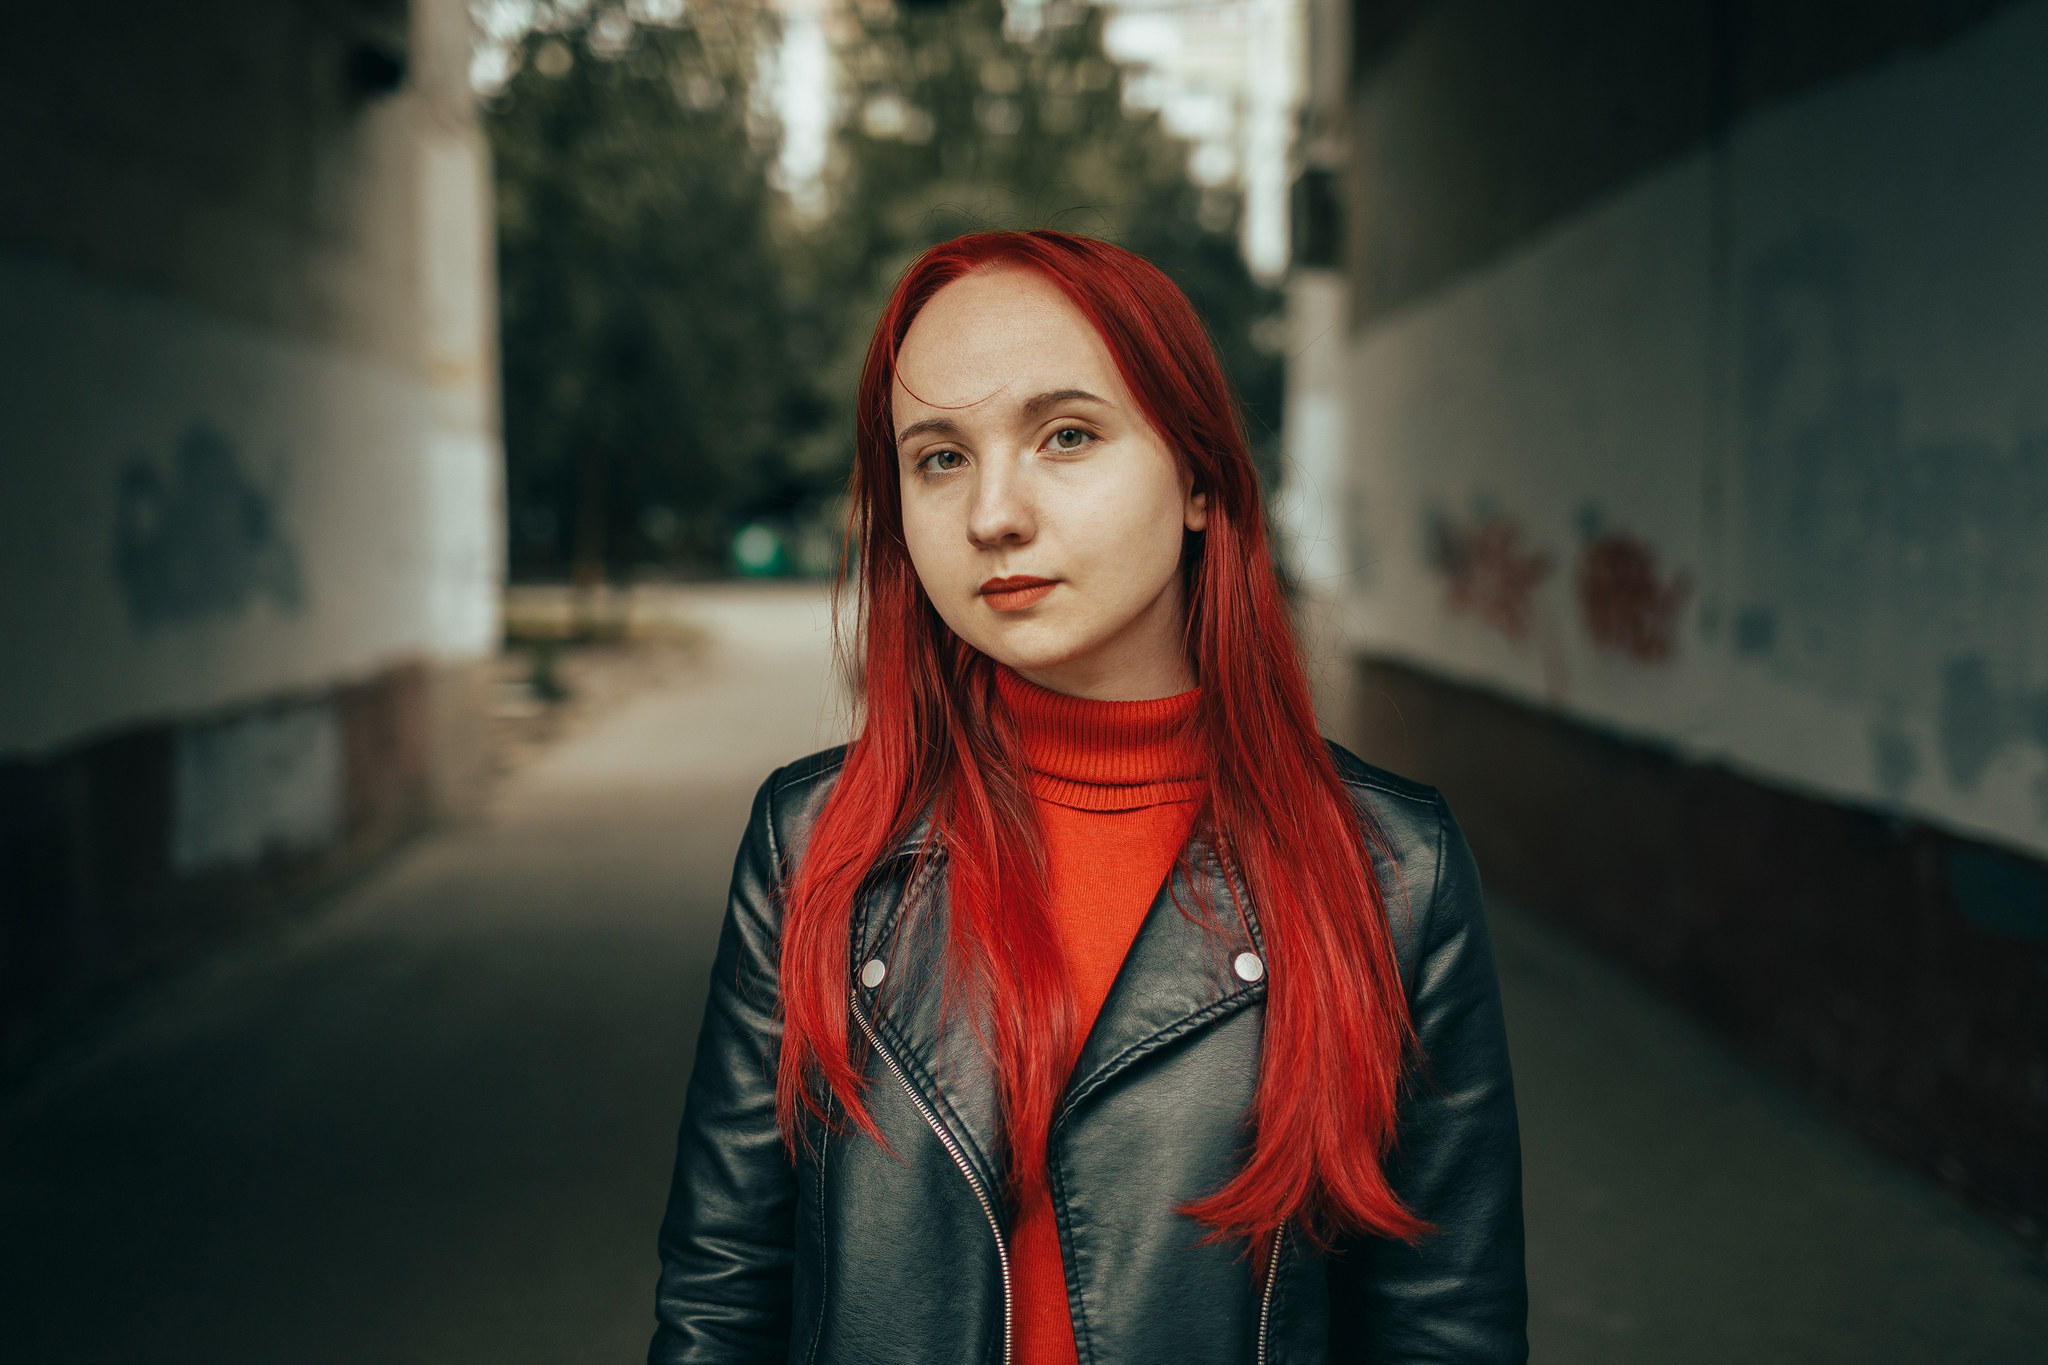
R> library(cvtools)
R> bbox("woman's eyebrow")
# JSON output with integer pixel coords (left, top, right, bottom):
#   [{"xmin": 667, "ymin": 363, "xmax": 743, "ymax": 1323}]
[
  {"xmin": 1020, "ymin": 388, "xmax": 1109, "ymax": 421},
  {"xmin": 894, "ymin": 390, "xmax": 1107, "ymax": 446},
  {"xmin": 895, "ymin": 415, "xmax": 961, "ymax": 446}
]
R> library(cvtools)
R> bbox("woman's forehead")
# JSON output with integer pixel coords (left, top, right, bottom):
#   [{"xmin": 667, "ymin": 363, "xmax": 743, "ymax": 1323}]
[{"xmin": 893, "ymin": 267, "xmax": 1124, "ymax": 419}]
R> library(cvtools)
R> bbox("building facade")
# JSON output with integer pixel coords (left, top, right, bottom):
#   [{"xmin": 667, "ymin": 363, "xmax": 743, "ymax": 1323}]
[
  {"xmin": 1287, "ymin": 0, "xmax": 2048, "ymax": 1248},
  {"xmin": 0, "ymin": 0, "xmax": 501, "ymax": 1069}
]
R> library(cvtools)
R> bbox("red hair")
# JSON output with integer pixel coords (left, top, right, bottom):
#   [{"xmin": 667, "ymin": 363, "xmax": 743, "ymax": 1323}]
[{"xmin": 775, "ymin": 230, "xmax": 1426, "ymax": 1259}]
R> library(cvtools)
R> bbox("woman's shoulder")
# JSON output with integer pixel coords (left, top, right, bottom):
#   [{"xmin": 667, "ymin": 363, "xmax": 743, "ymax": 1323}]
[
  {"xmin": 1324, "ymin": 740, "xmax": 1484, "ymax": 985},
  {"xmin": 1324, "ymin": 739, "xmax": 1448, "ymax": 845},
  {"xmin": 1324, "ymin": 740, "xmax": 1440, "ymax": 803},
  {"xmin": 765, "ymin": 744, "xmax": 850, "ymax": 797},
  {"xmin": 752, "ymin": 745, "xmax": 851, "ymax": 860}
]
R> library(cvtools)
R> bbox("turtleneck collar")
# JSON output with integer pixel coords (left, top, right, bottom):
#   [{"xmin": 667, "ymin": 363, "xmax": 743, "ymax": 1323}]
[{"xmin": 994, "ymin": 666, "xmax": 1207, "ymax": 812}]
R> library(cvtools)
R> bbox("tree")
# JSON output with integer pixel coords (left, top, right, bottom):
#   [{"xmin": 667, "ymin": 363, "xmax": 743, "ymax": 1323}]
[
  {"xmin": 484, "ymin": 0, "xmax": 1284, "ymax": 582},
  {"xmin": 488, "ymin": 2, "xmax": 814, "ymax": 581},
  {"xmin": 811, "ymin": 0, "xmax": 1285, "ymax": 487}
]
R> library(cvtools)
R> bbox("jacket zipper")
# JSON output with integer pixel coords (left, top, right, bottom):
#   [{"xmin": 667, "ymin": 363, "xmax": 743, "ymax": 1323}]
[
  {"xmin": 851, "ymin": 988, "xmax": 1013, "ymax": 1365},
  {"xmin": 1256, "ymin": 1223, "xmax": 1284, "ymax": 1365}
]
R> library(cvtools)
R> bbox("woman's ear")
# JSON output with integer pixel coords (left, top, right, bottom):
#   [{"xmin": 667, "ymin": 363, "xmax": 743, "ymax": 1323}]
[{"xmin": 1184, "ymin": 486, "xmax": 1209, "ymax": 533}]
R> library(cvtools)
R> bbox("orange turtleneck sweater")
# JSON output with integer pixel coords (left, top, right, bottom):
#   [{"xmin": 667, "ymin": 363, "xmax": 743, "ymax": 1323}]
[{"xmin": 994, "ymin": 666, "xmax": 1206, "ymax": 1365}]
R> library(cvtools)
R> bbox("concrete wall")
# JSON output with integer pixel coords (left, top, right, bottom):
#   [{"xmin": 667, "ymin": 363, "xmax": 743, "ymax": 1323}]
[
  {"xmin": 1284, "ymin": 0, "xmax": 2048, "ymax": 1247},
  {"xmin": 1344, "ymin": 10, "xmax": 2048, "ymax": 859},
  {"xmin": 1317, "ymin": 0, "xmax": 2048, "ymax": 859},
  {"xmin": 0, "ymin": 0, "xmax": 501, "ymax": 1067}
]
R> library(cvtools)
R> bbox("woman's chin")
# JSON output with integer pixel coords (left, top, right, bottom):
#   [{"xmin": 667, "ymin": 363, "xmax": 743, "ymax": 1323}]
[{"xmin": 965, "ymin": 623, "xmax": 1098, "ymax": 680}]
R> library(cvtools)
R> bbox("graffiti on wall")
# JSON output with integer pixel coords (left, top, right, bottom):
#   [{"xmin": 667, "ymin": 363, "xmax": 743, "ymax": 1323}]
[
  {"xmin": 171, "ymin": 701, "xmax": 341, "ymax": 874},
  {"xmin": 1427, "ymin": 509, "xmax": 1552, "ymax": 643},
  {"xmin": 1428, "ymin": 505, "xmax": 1695, "ymax": 693},
  {"xmin": 1740, "ymin": 229, "xmax": 2048, "ymax": 805},
  {"xmin": 1939, "ymin": 657, "xmax": 2048, "ymax": 820},
  {"xmin": 1576, "ymin": 531, "xmax": 1693, "ymax": 664},
  {"xmin": 114, "ymin": 420, "xmax": 302, "ymax": 631}
]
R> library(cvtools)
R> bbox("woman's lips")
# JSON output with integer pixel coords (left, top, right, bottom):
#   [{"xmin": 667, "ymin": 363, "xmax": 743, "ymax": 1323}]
[{"xmin": 979, "ymin": 576, "xmax": 1057, "ymax": 613}]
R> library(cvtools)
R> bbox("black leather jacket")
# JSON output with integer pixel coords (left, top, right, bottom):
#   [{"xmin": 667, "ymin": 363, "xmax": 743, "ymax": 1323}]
[{"xmin": 651, "ymin": 742, "xmax": 1527, "ymax": 1364}]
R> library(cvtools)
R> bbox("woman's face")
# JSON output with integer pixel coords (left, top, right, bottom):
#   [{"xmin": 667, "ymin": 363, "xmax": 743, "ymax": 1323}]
[{"xmin": 892, "ymin": 267, "xmax": 1207, "ymax": 701}]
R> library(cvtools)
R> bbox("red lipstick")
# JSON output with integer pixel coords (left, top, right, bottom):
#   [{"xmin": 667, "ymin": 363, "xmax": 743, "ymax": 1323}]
[{"xmin": 979, "ymin": 575, "xmax": 1057, "ymax": 613}]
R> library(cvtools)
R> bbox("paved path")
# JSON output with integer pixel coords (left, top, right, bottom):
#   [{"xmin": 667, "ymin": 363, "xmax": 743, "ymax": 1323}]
[
  {"xmin": 1500, "ymin": 902, "xmax": 2048, "ymax": 1363},
  {"xmin": 3, "ymin": 583, "xmax": 2043, "ymax": 1363},
  {"xmin": 0, "ymin": 585, "xmax": 849, "ymax": 1365}
]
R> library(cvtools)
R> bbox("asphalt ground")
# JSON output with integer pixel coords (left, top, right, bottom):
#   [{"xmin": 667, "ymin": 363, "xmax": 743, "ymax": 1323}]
[{"xmin": 3, "ymin": 583, "xmax": 2043, "ymax": 1363}]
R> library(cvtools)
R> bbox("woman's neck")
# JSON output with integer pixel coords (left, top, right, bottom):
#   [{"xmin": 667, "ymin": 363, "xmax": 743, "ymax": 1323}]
[{"xmin": 995, "ymin": 667, "xmax": 1205, "ymax": 812}]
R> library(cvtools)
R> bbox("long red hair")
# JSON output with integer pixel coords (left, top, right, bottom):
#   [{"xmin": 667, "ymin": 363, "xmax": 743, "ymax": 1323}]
[{"xmin": 775, "ymin": 229, "xmax": 1426, "ymax": 1256}]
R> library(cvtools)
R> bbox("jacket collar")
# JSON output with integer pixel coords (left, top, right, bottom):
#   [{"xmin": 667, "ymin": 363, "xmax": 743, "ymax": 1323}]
[
  {"xmin": 852, "ymin": 834, "xmax": 1267, "ymax": 1215},
  {"xmin": 1060, "ymin": 839, "xmax": 1266, "ymax": 1120}
]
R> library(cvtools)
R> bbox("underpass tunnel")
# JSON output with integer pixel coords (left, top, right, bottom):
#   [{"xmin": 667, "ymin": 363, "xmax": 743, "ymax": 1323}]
[{"xmin": 0, "ymin": 0, "xmax": 2044, "ymax": 1361}]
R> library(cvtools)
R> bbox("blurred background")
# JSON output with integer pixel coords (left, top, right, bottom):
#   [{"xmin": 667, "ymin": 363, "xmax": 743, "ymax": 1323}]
[{"xmin": 1, "ymin": 0, "xmax": 2045, "ymax": 1361}]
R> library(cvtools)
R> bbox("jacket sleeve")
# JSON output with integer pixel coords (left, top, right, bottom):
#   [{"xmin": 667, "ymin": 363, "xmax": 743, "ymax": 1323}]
[
  {"xmin": 1327, "ymin": 793, "xmax": 1529, "ymax": 1363},
  {"xmin": 649, "ymin": 772, "xmax": 798, "ymax": 1364}
]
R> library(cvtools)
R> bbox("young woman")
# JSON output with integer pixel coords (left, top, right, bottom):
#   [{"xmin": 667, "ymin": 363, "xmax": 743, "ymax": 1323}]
[{"xmin": 650, "ymin": 231, "xmax": 1525, "ymax": 1364}]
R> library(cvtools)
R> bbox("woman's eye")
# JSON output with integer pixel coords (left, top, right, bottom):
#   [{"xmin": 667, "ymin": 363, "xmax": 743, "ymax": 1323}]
[
  {"xmin": 1048, "ymin": 427, "xmax": 1092, "ymax": 452},
  {"xmin": 920, "ymin": 449, "xmax": 966, "ymax": 473}
]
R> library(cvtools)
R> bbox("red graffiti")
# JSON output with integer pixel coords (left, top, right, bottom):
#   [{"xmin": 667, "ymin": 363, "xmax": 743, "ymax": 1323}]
[
  {"xmin": 1430, "ymin": 514, "xmax": 1553, "ymax": 643},
  {"xmin": 1575, "ymin": 533, "xmax": 1692, "ymax": 663}
]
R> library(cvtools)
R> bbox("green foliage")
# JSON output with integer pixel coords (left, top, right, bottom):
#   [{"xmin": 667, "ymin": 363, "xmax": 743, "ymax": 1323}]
[
  {"xmin": 815, "ymin": 0, "xmax": 1285, "ymax": 483},
  {"xmin": 489, "ymin": 3, "xmax": 816, "ymax": 579},
  {"xmin": 487, "ymin": 0, "xmax": 1283, "ymax": 581}
]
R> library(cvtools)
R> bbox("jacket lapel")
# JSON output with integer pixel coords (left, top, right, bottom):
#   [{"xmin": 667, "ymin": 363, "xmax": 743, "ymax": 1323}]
[
  {"xmin": 854, "ymin": 843, "xmax": 1011, "ymax": 1219},
  {"xmin": 1060, "ymin": 840, "xmax": 1267, "ymax": 1121},
  {"xmin": 850, "ymin": 835, "xmax": 1268, "ymax": 1203}
]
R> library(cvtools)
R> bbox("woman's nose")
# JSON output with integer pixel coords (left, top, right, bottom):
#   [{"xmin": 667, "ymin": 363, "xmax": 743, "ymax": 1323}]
[{"xmin": 966, "ymin": 465, "xmax": 1036, "ymax": 548}]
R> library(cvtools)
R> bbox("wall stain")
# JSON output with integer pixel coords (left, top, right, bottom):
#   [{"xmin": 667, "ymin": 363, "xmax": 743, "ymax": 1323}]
[
  {"xmin": 1868, "ymin": 707, "xmax": 1920, "ymax": 799},
  {"xmin": 114, "ymin": 421, "xmax": 302, "ymax": 631},
  {"xmin": 1575, "ymin": 532, "xmax": 1692, "ymax": 663},
  {"xmin": 1734, "ymin": 605, "xmax": 1777, "ymax": 655},
  {"xmin": 1940, "ymin": 655, "xmax": 2005, "ymax": 790},
  {"xmin": 1427, "ymin": 509, "xmax": 1552, "ymax": 643},
  {"xmin": 1741, "ymin": 228, "xmax": 2048, "ymax": 797},
  {"xmin": 1938, "ymin": 653, "xmax": 2048, "ymax": 794}
]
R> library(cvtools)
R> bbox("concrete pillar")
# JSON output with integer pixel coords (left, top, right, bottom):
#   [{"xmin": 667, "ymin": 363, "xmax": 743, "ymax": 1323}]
[
  {"xmin": 1275, "ymin": 269, "xmax": 1358, "ymax": 749},
  {"xmin": 0, "ymin": 0, "xmax": 502, "ymax": 1069}
]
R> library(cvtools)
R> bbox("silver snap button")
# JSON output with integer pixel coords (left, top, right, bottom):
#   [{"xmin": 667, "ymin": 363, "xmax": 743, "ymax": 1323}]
[
  {"xmin": 1233, "ymin": 951, "xmax": 1264, "ymax": 982},
  {"xmin": 860, "ymin": 958, "xmax": 888, "ymax": 989}
]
